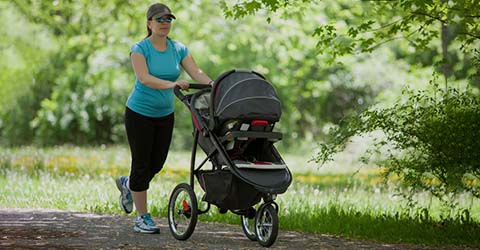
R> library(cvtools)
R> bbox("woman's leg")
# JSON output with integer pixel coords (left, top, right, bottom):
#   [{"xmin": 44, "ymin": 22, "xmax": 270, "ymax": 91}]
[
  {"xmin": 132, "ymin": 190, "xmax": 148, "ymax": 215},
  {"xmin": 132, "ymin": 113, "xmax": 173, "ymax": 216},
  {"xmin": 125, "ymin": 107, "xmax": 155, "ymax": 213},
  {"xmin": 150, "ymin": 113, "xmax": 175, "ymax": 175}
]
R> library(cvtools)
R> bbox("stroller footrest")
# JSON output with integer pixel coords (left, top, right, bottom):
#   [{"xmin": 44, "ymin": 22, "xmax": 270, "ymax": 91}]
[
  {"xmin": 233, "ymin": 160, "xmax": 287, "ymax": 169},
  {"xmin": 221, "ymin": 131, "xmax": 282, "ymax": 142}
]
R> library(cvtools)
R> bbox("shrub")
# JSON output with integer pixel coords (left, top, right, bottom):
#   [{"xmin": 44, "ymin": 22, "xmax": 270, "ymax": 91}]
[
  {"xmin": 316, "ymin": 79, "xmax": 480, "ymax": 208},
  {"xmin": 30, "ymin": 54, "xmax": 129, "ymax": 146}
]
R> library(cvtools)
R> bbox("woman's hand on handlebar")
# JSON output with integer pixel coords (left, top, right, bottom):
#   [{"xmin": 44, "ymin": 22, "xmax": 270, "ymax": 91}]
[{"xmin": 175, "ymin": 80, "xmax": 189, "ymax": 91}]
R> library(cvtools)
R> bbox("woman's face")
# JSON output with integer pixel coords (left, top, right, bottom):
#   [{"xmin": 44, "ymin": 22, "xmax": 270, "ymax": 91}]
[{"xmin": 148, "ymin": 15, "xmax": 173, "ymax": 37}]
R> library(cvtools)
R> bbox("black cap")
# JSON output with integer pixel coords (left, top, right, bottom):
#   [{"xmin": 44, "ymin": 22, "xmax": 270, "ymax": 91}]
[{"xmin": 147, "ymin": 3, "xmax": 176, "ymax": 20}]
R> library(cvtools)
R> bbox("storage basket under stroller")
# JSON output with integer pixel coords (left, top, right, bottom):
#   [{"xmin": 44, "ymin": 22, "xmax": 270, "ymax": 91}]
[{"xmin": 197, "ymin": 169, "xmax": 261, "ymax": 210}]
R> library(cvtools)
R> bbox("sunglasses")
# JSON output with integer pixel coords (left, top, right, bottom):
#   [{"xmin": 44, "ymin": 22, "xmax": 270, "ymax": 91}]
[{"xmin": 154, "ymin": 17, "xmax": 173, "ymax": 23}]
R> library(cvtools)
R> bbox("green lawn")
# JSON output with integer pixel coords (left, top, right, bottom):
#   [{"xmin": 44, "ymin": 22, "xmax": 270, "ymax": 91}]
[{"xmin": 0, "ymin": 146, "xmax": 479, "ymax": 246}]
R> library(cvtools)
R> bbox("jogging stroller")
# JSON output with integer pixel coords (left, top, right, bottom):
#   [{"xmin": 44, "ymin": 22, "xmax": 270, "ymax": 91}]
[{"xmin": 167, "ymin": 69, "xmax": 292, "ymax": 247}]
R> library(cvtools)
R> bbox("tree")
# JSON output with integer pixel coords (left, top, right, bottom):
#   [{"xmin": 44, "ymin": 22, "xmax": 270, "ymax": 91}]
[
  {"xmin": 222, "ymin": 0, "xmax": 480, "ymax": 84},
  {"xmin": 4, "ymin": 0, "xmax": 137, "ymax": 145}
]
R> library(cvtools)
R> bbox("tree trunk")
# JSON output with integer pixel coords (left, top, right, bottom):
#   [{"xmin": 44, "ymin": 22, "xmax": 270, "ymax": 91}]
[
  {"xmin": 441, "ymin": 0, "xmax": 450, "ymax": 89},
  {"xmin": 441, "ymin": 24, "xmax": 450, "ymax": 89}
]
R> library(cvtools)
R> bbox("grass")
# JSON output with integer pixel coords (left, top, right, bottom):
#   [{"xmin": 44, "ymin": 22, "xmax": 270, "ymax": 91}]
[{"xmin": 0, "ymin": 145, "xmax": 479, "ymax": 246}]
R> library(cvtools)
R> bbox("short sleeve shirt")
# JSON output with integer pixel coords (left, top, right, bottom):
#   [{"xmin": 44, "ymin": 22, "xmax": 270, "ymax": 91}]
[{"xmin": 127, "ymin": 38, "xmax": 188, "ymax": 118}]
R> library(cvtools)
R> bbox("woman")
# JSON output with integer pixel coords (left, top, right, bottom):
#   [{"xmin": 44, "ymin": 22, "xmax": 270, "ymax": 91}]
[{"xmin": 116, "ymin": 3, "xmax": 213, "ymax": 234}]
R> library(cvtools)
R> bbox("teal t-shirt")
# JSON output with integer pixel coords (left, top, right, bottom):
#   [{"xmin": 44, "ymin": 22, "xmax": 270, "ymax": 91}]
[{"xmin": 127, "ymin": 38, "xmax": 188, "ymax": 118}]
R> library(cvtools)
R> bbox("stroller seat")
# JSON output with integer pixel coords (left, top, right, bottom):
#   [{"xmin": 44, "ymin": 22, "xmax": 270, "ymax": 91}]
[
  {"xmin": 190, "ymin": 69, "xmax": 286, "ymax": 170},
  {"xmin": 219, "ymin": 119, "xmax": 286, "ymax": 170}
]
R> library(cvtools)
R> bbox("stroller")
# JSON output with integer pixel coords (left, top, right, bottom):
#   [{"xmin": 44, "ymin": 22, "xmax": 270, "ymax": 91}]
[{"xmin": 167, "ymin": 69, "xmax": 292, "ymax": 247}]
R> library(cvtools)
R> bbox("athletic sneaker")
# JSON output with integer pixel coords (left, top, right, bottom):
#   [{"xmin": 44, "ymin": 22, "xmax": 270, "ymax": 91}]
[
  {"xmin": 134, "ymin": 213, "xmax": 160, "ymax": 234},
  {"xmin": 115, "ymin": 176, "xmax": 133, "ymax": 214}
]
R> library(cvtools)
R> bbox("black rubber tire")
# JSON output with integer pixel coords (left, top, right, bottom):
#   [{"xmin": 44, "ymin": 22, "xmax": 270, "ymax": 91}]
[
  {"xmin": 241, "ymin": 214, "xmax": 257, "ymax": 241},
  {"xmin": 168, "ymin": 183, "xmax": 198, "ymax": 241},
  {"xmin": 254, "ymin": 204, "xmax": 278, "ymax": 247}
]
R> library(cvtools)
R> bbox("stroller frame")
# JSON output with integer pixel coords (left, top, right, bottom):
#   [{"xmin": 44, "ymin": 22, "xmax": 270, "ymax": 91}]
[{"xmin": 167, "ymin": 70, "xmax": 292, "ymax": 248}]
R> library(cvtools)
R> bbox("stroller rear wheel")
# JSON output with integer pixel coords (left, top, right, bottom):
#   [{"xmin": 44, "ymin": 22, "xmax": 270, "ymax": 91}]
[
  {"xmin": 255, "ymin": 203, "xmax": 278, "ymax": 247},
  {"xmin": 241, "ymin": 207, "xmax": 257, "ymax": 241},
  {"xmin": 241, "ymin": 218, "xmax": 256, "ymax": 241},
  {"xmin": 168, "ymin": 183, "xmax": 198, "ymax": 240}
]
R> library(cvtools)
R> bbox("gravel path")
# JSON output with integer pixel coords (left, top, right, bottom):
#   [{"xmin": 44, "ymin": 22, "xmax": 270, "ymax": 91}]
[{"xmin": 0, "ymin": 208, "xmax": 477, "ymax": 250}]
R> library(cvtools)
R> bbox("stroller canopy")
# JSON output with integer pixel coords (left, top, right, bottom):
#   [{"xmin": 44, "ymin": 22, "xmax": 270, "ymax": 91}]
[{"xmin": 211, "ymin": 70, "xmax": 282, "ymax": 126}]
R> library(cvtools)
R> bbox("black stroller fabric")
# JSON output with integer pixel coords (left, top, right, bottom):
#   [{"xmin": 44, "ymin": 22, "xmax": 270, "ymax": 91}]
[
  {"xmin": 197, "ymin": 170, "xmax": 262, "ymax": 210},
  {"xmin": 211, "ymin": 71, "xmax": 282, "ymax": 128}
]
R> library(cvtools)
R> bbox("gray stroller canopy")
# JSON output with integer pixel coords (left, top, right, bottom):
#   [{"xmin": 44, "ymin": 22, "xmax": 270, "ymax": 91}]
[{"xmin": 211, "ymin": 70, "xmax": 282, "ymax": 125}]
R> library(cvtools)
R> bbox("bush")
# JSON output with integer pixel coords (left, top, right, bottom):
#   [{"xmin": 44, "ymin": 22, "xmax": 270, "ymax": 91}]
[
  {"xmin": 30, "ymin": 52, "xmax": 130, "ymax": 146},
  {"xmin": 316, "ymin": 79, "xmax": 480, "ymax": 207},
  {"xmin": 0, "ymin": 56, "xmax": 59, "ymax": 146}
]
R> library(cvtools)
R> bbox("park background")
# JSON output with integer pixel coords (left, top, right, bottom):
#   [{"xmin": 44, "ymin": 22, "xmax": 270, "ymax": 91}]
[{"xmin": 1, "ymin": 0, "xmax": 479, "ymax": 247}]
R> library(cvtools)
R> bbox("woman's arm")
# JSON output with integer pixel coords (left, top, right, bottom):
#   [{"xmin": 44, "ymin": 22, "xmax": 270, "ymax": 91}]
[
  {"xmin": 130, "ymin": 52, "xmax": 177, "ymax": 90},
  {"xmin": 181, "ymin": 53, "xmax": 213, "ymax": 85}
]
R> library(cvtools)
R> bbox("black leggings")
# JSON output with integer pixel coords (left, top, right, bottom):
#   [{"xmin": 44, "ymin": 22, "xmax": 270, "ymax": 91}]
[{"xmin": 125, "ymin": 107, "xmax": 174, "ymax": 192}]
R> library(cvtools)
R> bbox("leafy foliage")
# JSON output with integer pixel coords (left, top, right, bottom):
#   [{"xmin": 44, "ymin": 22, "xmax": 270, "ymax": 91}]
[
  {"xmin": 0, "ymin": 2, "xmax": 56, "ymax": 145},
  {"xmin": 1, "ymin": 0, "xmax": 135, "ymax": 145},
  {"xmin": 1, "ymin": 0, "xmax": 381, "ymax": 147},
  {"xmin": 1, "ymin": 0, "xmax": 478, "ymax": 155},
  {"xmin": 223, "ymin": 0, "xmax": 480, "ymax": 61},
  {"xmin": 316, "ymin": 80, "xmax": 480, "ymax": 205}
]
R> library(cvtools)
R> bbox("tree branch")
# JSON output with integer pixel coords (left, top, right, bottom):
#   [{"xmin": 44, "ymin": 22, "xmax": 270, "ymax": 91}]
[
  {"xmin": 368, "ymin": 14, "xmax": 414, "ymax": 32},
  {"xmin": 369, "ymin": 36, "xmax": 404, "ymax": 49},
  {"xmin": 458, "ymin": 32, "xmax": 480, "ymax": 40},
  {"xmin": 411, "ymin": 11, "xmax": 446, "ymax": 23},
  {"xmin": 447, "ymin": 7, "xmax": 480, "ymax": 18},
  {"xmin": 370, "ymin": 25, "xmax": 423, "ymax": 50}
]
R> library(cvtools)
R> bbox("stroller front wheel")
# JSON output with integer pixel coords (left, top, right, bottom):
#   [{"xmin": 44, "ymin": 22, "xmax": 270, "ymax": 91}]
[
  {"xmin": 255, "ymin": 203, "xmax": 278, "ymax": 247},
  {"xmin": 168, "ymin": 183, "xmax": 198, "ymax": 240}
]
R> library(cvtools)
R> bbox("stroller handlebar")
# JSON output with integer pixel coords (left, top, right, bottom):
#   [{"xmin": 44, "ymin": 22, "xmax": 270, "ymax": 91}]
[
  {"xmin": 174, "ymin": 83, "xmax": 211, "ymax": 101},
  {"xmin": 174, "ymin": 83, "xmax": 212, "ymax": 136}
]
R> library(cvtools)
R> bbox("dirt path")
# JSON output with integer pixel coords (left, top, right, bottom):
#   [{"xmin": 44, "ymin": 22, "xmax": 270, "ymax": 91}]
[{"xmin": 0, "ymin": 208, "xmax": 477, "ymax": 250}]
